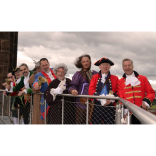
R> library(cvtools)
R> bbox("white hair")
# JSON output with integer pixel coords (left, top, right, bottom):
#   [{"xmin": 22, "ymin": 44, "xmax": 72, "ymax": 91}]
[{"xmin": 53, "ymin": 63, "xmax": 68, "ymax": 75}]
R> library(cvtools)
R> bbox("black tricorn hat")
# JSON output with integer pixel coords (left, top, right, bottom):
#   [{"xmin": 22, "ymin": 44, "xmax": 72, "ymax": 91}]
[
  {"xmin": 12, "ymin": 67, "xmax": 19, "ymax": 76},
  {"xmin": 94, "ymin": 57, "xmax": 114, "ymax": 66}
]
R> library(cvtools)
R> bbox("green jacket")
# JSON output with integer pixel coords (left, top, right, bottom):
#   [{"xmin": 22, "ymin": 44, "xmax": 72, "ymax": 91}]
[{"xmin": 13, "ymin": 71, "xmax": 34, "ymax": 94}]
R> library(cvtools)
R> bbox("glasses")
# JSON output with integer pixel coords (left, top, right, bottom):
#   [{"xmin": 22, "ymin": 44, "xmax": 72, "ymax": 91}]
[{"xmin": 7, "ymin": 76, "xmax": 12, "ymax": 79}]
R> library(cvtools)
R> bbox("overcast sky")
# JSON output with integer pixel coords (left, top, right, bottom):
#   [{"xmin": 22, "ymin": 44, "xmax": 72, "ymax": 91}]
[{"xmin": 17, "ymin": 32, "xmax": 156, "ymax": 89}]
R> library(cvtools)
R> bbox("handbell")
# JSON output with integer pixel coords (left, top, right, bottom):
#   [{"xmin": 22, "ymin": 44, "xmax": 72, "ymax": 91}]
[
  {"xmin": 109, "ymin": 90, "xmax": 114, "ymax": 95},
  {"xmin": 38, "ymin": 76, "xmax": 47, "ymax": 86},
  {"xmin": 5, "ymin": 79, "xmax": 12, "ymax": 85}
]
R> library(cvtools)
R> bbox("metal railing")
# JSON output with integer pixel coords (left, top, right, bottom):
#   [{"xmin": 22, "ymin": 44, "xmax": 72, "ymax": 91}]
[{"xmin": 0, "ymin": 89, "xmax": 156, "ymax": 124}]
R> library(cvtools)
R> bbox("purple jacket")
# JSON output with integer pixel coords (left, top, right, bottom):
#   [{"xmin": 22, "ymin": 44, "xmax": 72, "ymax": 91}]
[{"xmin": 68, "ymin": 70, "xmax": 98, "ymax": 109}]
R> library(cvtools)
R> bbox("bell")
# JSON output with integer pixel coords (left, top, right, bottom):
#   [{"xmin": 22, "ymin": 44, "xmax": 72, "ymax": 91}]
[
  {"xmin": 109, "ymin": 90, "xmax": 114, "ymax": 95},
  {"xmin": 5, "ymin": 79, "xmax": 12, "ymax": 85},
  {"xmin": 38, "ymin": 76, "xmax": 47, "ymax": 86}
]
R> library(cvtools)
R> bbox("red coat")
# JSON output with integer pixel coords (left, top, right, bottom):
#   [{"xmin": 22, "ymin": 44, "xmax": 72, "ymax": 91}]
[
  {"xmin": 89, "ymin": 71, "xmax": 119, "ymax": 97},
  {"xmin": 118, "ymin": 71, "xmax": 155, "ymax": 107}
]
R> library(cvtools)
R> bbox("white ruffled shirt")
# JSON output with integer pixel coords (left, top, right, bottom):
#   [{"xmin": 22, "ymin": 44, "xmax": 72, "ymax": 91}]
[
  {"xmin": 125, "ymin": 72, "xmax": 140, "ymax": 86},
  {"xmin": 46, "ymin": 71, "xmax": 55, "ymax": 81}
]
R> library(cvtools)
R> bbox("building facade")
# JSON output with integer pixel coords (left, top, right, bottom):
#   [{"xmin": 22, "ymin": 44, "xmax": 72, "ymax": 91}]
[{"xmin": 0, "ymin": 32, "xmax": 18, "ymax": 89}]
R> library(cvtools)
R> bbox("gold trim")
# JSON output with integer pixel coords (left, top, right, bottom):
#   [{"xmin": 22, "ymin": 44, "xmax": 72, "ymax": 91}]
[
  {"xmin": 133, "ymin": 86, "xmax": 141, "ymax": 88},
  {"xmin": 126, "ymin": 96, "xmax": 142, "ymax": 100},
  {"xmin": 126, "ymin": 91, "xmax": 141, "ymax": 94},
  {"xmin": 125, "ymin": 86, "xmax": 132, "ymax": 89}
]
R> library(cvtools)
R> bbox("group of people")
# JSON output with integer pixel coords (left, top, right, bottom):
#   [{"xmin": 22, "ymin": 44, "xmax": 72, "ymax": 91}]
[{"xmin": 3, "ymin": 54, "xmax": 156, "ymax": 124}]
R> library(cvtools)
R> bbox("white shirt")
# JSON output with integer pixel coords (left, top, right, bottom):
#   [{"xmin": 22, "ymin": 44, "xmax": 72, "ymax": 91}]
[
  {"xmin": 10, "ymin": 72, "xmax": 30, "ymax": 94},
  {"xmin": 46, "ymin": 70, "xmax": 55, "ymax": 81},
  {"xmin": 125, "ymin": 72, "xmax": 141, "ymax": 86}
]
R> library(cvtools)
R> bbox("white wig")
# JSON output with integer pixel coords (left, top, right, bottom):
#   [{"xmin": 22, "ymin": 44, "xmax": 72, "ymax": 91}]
[{"xmin": 53, "ymin": 63, "xmax": 68, "ymax": 75}]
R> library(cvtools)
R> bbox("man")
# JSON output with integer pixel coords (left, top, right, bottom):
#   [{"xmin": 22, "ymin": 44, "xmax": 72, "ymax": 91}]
[
  {"xmin": 28, "ymin": 61, "xmax": 43, "ymax": 124},
  {"xmin": 3, "ymin": 71, "xmax": 19, "ymax": 124},
  {"xmin": 118, "ymin": 58, "xmax": 155, "ymax": 124},
  {"xmin": 89, "ymin": 57, "xmax": 119, "ymax": 124},
  {"xmin": 68, "ymin": 54, "xmax": 97, "ymax": 124},
  {"xmin": 44, "ymin": 63, "xmax": 76, "ymax": 124},
  {"xmin": 33, "ymin": 58, "xmax": 57, "ymax": 121},
  {"xmin": 6, "ymin": 64, "xmax": 34, "ymax": 124}
]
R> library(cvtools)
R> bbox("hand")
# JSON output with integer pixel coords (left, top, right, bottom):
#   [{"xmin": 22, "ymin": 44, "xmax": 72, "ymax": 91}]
[
  {"xmin": 104, "ymin": 100, "xmax": 111, "ymax": 106},
  {"xmin": 3, "ymin": 91, "xmax": 7, "ymax": 96},
  {"xmin": 34, "ymin": 83, "xmax": 41, "ymax": 90},
  {"xmin": 71, "ymin": 89, "xmax": 78, "ymax": 96},
  {"xmin": 18, "ymin": 91, "xmax": 24, "ymax": 96},
  {"xmin": 6, "ymin": 84, "xmax": 11, "ymax": 91},
  {"xmin": 142, "ymin": 102, "xmax": 148, "ymax": 110}
]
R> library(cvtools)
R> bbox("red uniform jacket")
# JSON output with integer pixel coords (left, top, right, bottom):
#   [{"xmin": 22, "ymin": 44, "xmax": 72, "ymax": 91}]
[
  {"xmin": 89, "ymin": 71, "xmax": 119, "ymax": 103},
  {"xmin": 118, "ymin": 71, "xmax": 155, "ymax": 107}
]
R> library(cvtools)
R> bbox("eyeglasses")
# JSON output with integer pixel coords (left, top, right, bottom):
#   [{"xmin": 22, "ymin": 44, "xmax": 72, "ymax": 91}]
[{"xmin": 7, "ymin": 76, "xmax": 12, "ymax": 79}]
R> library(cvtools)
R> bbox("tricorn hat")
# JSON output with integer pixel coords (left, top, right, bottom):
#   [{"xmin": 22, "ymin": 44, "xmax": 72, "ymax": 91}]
[
  {"xmin": 12, "ymin": 67, "xmax": 19, "ymax": 76},
  {"xmin": 32, "ymin": 61, "xmax": 40, "ymax": 71},
  {"xmin": 94, "ymin": 57, "xmax": 114, "ymax": 66}
]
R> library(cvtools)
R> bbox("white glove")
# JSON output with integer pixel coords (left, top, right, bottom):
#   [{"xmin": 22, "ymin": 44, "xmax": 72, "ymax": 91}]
[
  {"xmin": 58, "ymin": 80, "xmax": 66, "ymax": 91},
  {"xmin": 53, "ymin": 87, "xmax": 63, "ymax": 94},
  {"xmin": 97, "ymin": 94, "xmax": 106, "ymax": 106},
  {"xmin": 106, "ymin": 94, "xmax": 115, "ymax": 103}
]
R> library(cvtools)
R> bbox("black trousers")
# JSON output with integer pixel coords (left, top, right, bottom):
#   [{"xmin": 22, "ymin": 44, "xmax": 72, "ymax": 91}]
[
  {"xmin": 131, "ymin": 114, "xmax": 141, "ymax": 124},
  {"xmin": 20, "ymin": 101, "xmax": 30, "ymax": 124}
]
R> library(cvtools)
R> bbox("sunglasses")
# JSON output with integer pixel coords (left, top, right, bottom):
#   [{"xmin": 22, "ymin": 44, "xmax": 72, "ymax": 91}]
[{"xmin": 7, "ymin": 76, "xmax": 12, "ymax": 79}]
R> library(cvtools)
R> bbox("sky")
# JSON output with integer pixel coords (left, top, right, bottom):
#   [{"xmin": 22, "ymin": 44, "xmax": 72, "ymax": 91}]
[{"xmin": 17, "ymin": 32, "xmax": 156, "ymax": 89}]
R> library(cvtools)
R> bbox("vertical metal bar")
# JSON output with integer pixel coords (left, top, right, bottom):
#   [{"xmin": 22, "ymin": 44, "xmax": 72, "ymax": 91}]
[
  {"xmin": 18, "ymin": 105, "xmax": 20, "ymax": 124},
  {"xmin": 44, "ymin": 100, "xmax": 46, "ymax": 124},
  {"xmin": 62, "ymin": 96, "xmax": 64, "ymax": 125},
  {"xmin": 115, "ymin": 104, "xmax": 121, "ymax": 124},
  {"xmin": 86, "ymin": 98, "xmax": 89, "ymax": 125},
  {"xmin": 9, "ymin": 96, "xmax": 11, "ymax": 124},
  {"xmin": 121, "ymin": 104, "xmax": 124, "ymax": 119},
  {"xmin": 2, "ymin": 94, "xmax": 4, "ymax": 120},
  {"xmin": 126, "ymin": 109, "xmax": 131, "ymax": 125},
  {"xmin": 29, "ymin": 94, "xmax": 33, "ymax": 124}
]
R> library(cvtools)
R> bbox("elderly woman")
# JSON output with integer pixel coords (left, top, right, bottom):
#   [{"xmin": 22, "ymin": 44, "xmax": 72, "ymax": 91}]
[{"xmin": 44, "ymin": 63, "xmax": 76, "ymax": 124}]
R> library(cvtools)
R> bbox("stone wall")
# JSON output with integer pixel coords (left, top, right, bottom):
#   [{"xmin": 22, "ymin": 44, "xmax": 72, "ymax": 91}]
[{"xmin": 0, "ymin": 32, "xmax": 18, "ymax": 89}]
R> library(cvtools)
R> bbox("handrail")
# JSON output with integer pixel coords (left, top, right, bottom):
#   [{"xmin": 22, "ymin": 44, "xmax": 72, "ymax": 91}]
[
  {"xmin": 0, "ymin": 89, "xmax": 156, "ymax": 124},
  {"xmin": 119, "ymin": 98, "xmax": 156, "ymax": 124}
]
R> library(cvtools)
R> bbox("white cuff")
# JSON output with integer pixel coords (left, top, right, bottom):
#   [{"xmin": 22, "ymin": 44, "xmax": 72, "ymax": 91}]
[
  {"xmin": 143, "ymin": 101, "xmax": 150, "ymax": 108},
  {"xmin": 23, "ymin": 89, "xmax": 27, "ymax": 94},
  {"xmin": 124, "ymin": 109, "xmax": 128, "ymax": 115},
  {"xmin": 50, "ymin": 88, "xmax": 56, "ymax": 101},
  {"xmin": 6, "ymin": 85, "xmax": 13, "ymax": 93}
]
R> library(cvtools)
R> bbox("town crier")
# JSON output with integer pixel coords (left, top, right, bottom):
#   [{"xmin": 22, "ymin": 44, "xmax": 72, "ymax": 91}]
[
  {"xmin": 33, "ymin": 58, "xmax": 57, "ymax": 121},
  {"xmin": 118, "ymin": 58, "xmax": 155, "ymax": 124},
  {"xmin": 89, "ymin": 57, "xmax": 119, "ymax": 124}
]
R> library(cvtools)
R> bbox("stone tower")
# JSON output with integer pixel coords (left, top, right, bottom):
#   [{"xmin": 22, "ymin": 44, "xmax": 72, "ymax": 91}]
[{"xmin": 0, "ymin": 32, "xmax": 18, "ymax": 89}]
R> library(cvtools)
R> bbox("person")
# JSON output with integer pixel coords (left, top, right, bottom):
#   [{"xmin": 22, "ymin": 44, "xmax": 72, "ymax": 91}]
[
  {"xmin": 44, "ymin": 63, "xmax": 76, "ymax": 124},
  {"xmin": 33, "ymin": 58, "xmax": 57, "ymax": 121},
  {"xmin": 88, "ymin": 57, "xmax": 119, "ymax": 124},
  {"xmin": 118, "ymin": 58, "xmax": 155, "ymax": 124},
  {"xmin": 6, "ymin": 63, "xmax": 34, "ymax": 124},
  {"xmin": 68, "ymin": 54, "xmax": 97, "ymax": 124},
  {"xmin": 3, "ymin": 71, "xmax": 19, "ymax": 124},
  {"xmin": 28, "ymin": 61, "xmax": 44, "ymax": 124}
]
